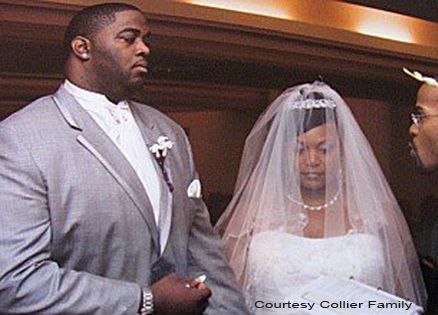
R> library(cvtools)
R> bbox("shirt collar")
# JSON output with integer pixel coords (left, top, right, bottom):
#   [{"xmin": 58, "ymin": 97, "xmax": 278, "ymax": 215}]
[{"xmin": 63, "ymin": 79, "xmax": 129, "ymax": 110}]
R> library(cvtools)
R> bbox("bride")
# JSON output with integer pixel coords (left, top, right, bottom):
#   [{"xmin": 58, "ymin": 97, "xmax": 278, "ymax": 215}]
[{"xmin": 215, "ymin": 81, "xmax": 426, "ymax": 313}]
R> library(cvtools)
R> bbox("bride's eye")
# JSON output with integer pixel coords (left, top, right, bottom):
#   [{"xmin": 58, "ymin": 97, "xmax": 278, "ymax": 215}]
[
  {"xmin": 296, "ymin": 143, "xmax": 305, "ymax": 154},
  {"xmin": 319, "ymin": 143, "xmax": 333, "ymax": 154}
]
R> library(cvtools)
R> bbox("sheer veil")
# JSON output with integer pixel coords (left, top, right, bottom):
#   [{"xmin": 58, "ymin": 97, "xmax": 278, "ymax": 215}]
[{"xmin": 215, "ymin": 81, "xmax": 427, "ymax": 307}]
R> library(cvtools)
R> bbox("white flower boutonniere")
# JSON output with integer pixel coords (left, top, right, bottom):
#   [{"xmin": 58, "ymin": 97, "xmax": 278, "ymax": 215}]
[
  {"xmin": 149, "ymin": 136, "xmax": 174, "ymax": 192},
  {"xmin": 149, "ymin": 136, "xmax": 174, "ymax": 159},
  {"xmin": 403, "ymin": 68, "xmax": 438, "ymax": 87}
]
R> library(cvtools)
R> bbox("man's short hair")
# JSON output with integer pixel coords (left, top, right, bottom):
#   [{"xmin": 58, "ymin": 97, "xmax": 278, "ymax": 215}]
[{"xmin": 63, "ymin": 3, "xmax": 142, "ymax": 57}]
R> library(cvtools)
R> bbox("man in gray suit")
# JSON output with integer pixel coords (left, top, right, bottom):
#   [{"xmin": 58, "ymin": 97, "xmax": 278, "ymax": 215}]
[{"xmin": 0, "ymin": 3, "xmax": 249, "ymax": 315}]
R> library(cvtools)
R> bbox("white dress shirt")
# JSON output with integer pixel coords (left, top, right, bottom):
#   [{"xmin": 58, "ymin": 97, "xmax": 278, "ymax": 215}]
[{"xmin": 63, "ymin": 80, "xmax": 170, "ymax": 252}]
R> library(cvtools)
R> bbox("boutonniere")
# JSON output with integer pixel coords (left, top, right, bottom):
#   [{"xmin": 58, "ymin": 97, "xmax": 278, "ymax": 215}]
[
  {"xmin": 403, "ymin": 68, "xmax": 438, "ymax": 87},
  {"xmin": 149, "ymin": 136, "xmax": 174, "ymax": 192}
]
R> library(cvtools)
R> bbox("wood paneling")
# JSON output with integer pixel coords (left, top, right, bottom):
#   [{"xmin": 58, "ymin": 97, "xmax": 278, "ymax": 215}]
[
  {"xmin": 0, "ymin": 72, "xmax": 272, "ymax": 117},
  {"xmin": 0, "ymin": 0, "xmax": 437, "ymax": 220}
]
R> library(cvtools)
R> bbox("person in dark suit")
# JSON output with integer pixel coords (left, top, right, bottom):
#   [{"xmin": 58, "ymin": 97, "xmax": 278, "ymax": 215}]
[
  {"xmin": 0, "ymin": 3, "xmax": 249, "ymax": 314},
  {"xmin": 406, "ymin": 67, "xmax": 438, "ymax": 314}
]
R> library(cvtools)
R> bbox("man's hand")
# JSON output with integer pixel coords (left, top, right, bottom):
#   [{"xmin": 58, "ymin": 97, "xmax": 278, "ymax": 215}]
[
  {"xmin": 151, "ymin": 272, "xmax": 212, "ymax": 315},
  {"xmin": 189, "ymin": 274, "xmax": 207, "ymax": 290}
]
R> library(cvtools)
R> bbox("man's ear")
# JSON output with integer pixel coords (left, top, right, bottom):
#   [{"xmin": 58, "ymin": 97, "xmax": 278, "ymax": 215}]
[{"xmin": 71, "ymin": 35, "xmax": 91, "ymax": 61}]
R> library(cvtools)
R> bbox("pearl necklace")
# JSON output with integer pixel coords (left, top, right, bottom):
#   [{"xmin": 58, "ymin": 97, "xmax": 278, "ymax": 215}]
[{"xmin": 290, "ymin": 190, "xmax": 340, "ymax": 211}]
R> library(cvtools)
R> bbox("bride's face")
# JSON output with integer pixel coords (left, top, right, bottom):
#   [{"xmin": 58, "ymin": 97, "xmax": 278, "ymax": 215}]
[{"xmin": 296, "ymin": 123, "xmax": 340, "ymax": 192}]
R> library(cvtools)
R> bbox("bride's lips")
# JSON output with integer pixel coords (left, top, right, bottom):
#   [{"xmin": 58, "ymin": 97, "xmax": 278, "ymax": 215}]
[{"xmin": 302, "ymin": 172, "xmax": 323, "ymax": 179}]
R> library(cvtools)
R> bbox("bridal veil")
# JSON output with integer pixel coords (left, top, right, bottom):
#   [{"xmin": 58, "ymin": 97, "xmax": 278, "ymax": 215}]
[{"xmin": 216, "ymin": 81, "xmax": 427, "ymax": 307}]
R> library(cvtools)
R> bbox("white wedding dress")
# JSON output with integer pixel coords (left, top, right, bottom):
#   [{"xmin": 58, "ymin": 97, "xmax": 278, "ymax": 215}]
[{"xmin": 246, "ymin": 230, "xmax": 386, "ymax": 314}]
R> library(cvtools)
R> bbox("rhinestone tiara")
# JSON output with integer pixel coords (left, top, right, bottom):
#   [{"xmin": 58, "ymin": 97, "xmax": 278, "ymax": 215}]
[{"xmin": 291, "ymin": 99, "xmax": 337, "ymax": 109}]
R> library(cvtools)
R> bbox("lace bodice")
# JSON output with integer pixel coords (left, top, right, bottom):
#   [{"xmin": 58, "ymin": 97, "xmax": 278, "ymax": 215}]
[{"xmin": 245, "ymin": 230, "xmax": 386, "ymax": 314}]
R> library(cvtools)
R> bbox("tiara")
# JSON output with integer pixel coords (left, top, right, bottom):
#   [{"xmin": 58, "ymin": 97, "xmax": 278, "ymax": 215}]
[
  {"xmin": 403, "ymin": 68, "xmax": 438, "ymax": 87},
  {"xmin": 292, "ymin": 99, "xmax": 337, "ymax": 109}
]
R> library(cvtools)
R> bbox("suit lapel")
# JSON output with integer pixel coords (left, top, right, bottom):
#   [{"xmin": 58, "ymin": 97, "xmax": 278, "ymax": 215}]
[
  {"xmin": 130, "ymin": 103, "xmax": 176, "ymax": 256},
  {"xmin": 52, "ymin": 86, "xmax": 160, "ymax": 251},
  {"xmin": 130, "ymin": 102, "xmax": 174, "ymax": 182}
]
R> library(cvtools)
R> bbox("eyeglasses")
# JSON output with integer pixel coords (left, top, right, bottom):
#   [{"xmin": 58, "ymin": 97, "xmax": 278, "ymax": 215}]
[{"xmin": 410, "ymin": 112, "xmax": 438, "ymax": 126}]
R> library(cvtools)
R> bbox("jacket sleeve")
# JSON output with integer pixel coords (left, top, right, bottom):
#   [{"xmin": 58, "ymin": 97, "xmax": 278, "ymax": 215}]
[
  {"xmin": 0, "ymin": 125, "xmax": 141, "ymax": 314},
  {"xmin": 181, "ymin": 132, "xmax": 250, "ymax": 315}
]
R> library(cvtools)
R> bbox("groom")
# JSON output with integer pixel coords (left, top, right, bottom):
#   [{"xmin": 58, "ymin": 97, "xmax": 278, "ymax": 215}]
[{"xmin": 0, "ymin": 3, "xmax": 249, "ymax": 314}]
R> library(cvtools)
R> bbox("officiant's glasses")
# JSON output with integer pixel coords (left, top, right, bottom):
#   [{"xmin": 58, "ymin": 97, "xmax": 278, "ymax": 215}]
[{"xmin": 411, "ymin": 111, "xmax": 438, "ymax": 126}]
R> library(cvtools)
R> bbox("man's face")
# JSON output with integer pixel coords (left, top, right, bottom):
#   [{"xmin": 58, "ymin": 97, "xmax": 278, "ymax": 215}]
[
  {"xmin": 89, "ymin": 10, "xmax": 151, "ymax": 99},
  {"xmin": 409, "ymin": 84, "xmax": 438, "ymax": 172}
]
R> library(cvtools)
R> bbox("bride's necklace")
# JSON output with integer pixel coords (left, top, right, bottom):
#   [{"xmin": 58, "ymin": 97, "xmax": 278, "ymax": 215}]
[{"xmin": 290, "ymin": 190, "xmax": 340, "ymax": 211}]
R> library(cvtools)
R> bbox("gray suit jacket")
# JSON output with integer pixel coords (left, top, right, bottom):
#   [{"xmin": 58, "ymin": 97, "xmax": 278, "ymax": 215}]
[{"xmin": 0, "ymin": 86, "xmax": 249, "ymax": 315}]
